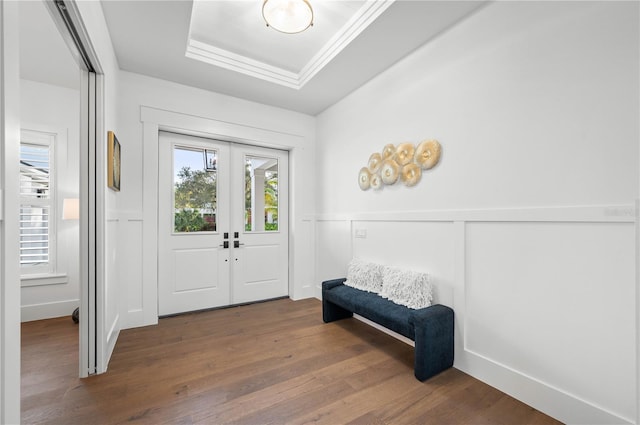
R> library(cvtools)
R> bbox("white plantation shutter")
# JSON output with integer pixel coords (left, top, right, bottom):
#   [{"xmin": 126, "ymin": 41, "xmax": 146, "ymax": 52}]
[
  {"xmin": 20, "ymin": 131, "xmax": 55, "ymax": 272},
  {"xmin": 19, "ymin": 205, "xmax": 50, "ymax": 265}
]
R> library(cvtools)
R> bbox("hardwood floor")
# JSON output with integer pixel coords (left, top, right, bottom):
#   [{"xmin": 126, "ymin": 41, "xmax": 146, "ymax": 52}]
[{"xmin": 22, "ymin": 298, "xmax": 562, "ymax": 424}]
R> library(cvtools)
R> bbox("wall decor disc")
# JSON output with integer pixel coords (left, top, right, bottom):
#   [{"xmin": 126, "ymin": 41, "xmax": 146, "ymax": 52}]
[
  {"xmin": 358, "ymin": 167, "xmax": 372, "ymax": 190},
  {"xmin": 370, "ymin": 173, "xmax": 383, "ymax": 190},
  {"xmin": 401, "ymin": 163, "xmax": 422, "ymax": 187},
  {"xmin": 382, "ymin": 143, "xmax": 396, "ymax": 160},
  {"xmin": 395, "ymin": 142, "xmax": 415, "ymax": 166},
  {"xmin": 380, "ymin": 158, "xmax": 400, "ymax": 185},
  {"xmin": 415, "ymin": 139, "xmax": 442, "ymax": 169},
  {"xmin": 368, "ymin": 152, "xmax": 383, "ymax": 173}
]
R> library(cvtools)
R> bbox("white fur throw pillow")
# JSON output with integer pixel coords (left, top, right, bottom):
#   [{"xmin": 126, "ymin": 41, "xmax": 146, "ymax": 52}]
[
  {"xmin": 380, "ymin": 266, "xmax": 432, "ymax": 309},
  {"xmin": 344, "ymin": 258, "xmax": 384, "ymax": 293}
]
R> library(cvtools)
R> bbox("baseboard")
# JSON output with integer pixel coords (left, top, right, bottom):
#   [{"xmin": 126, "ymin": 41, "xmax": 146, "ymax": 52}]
[
  {"xmin": 456, "ymin": 350, "xmax": 634, "ymax": 425},
  {"xmin": 290, "ymin": 284, "xmax": 315, "ymax": 301},
  {"xmin": 21, "ymin": 299, "xmax": 79, "ymax": 322},
  {"xmin": 124, "ymin": 308, "xmax": 148, "ymax": 329}
]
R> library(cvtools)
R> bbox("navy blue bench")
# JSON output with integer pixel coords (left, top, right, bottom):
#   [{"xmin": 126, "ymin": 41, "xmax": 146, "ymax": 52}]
[{"xmin": 322, "ymin": 278, "xmax": 454, "ymax": 381}]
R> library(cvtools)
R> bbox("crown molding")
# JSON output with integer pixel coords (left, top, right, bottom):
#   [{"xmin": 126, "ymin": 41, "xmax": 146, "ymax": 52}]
[
  {"xmin": 185, "ymin": 0, "xmax": 395, "ymax": 90},
  {"xmin": 298, "ymin": 0, "xmax": 394, "ymax": 87},
  {"xmin": 185, "ymin": 39, "xmax": 300, "ymax": 89}
]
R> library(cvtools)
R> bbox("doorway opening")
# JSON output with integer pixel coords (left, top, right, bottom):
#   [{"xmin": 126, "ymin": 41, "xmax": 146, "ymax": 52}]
[{"xmin": 19, "ymin": 5, "xmax": 103, "ymax": 415}]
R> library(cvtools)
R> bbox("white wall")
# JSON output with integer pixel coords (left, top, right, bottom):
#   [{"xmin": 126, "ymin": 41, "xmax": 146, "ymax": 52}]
[
  {"xmin": 315, "ymin": 2, "xmax": 638, "ymax": 424},
  {"xmin": 116, "ymin": 70, "xmax": 316, "ymax": 329},
  {"xmin": 20, "ymin": 79, "xmax": 80, "ymax": 322}
]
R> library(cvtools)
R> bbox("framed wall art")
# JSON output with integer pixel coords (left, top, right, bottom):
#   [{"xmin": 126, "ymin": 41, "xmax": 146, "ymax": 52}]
[{"xmin": 107, "ymin": 131, "xmax": 121, "ymax": 191}]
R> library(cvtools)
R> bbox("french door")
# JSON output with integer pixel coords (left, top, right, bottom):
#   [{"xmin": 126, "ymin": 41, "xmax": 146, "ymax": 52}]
[{"xmin": 158, "ymin": 132, "xmax": 289, "ymax": 315}]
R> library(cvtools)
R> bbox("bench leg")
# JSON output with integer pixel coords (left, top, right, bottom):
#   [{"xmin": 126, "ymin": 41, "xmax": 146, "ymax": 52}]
[
  {"xmin": 322, "ymin": 299, "xmax": 353, "ymax": 323},
  {"xmin": 413, "ymin": 307, "xmax": 454, "ymax": 381}
]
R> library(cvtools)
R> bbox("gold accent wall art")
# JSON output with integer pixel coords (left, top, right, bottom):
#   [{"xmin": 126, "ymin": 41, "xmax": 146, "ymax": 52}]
[
  {"xmin": 358, "ymin": 139, "xmax": 441, "ymax": 190},
  {"xmin": 107, "ymin": 131, "xmax": 121, "ymax": 192}
]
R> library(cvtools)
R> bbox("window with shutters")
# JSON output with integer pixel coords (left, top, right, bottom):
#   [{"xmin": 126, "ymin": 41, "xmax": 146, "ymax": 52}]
[{"xmin": 20, "ymin": 130, "xmax": 56, "ymax": 275}]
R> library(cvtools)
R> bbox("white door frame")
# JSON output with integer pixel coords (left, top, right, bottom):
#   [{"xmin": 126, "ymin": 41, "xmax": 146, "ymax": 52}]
[
  {"xmin": 0, "ymin": 7, "xmax": 107, "ymax": 420},
  {"xmin": 141, "ymin": 107, "xmax": 304, "ymax": 324},
  {"xmin": 43, "ymin": 0, "xmax": 107, "ymax": 377},
  {"xmin": 0, "ymin": 1, "xmax": 21, "ymax": 421}
]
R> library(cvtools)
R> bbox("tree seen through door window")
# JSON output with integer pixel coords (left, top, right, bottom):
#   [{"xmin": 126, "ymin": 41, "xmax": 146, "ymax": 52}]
[{"xmin": 173, "ymin": 147, "xmax": 217, "ymax": 232}]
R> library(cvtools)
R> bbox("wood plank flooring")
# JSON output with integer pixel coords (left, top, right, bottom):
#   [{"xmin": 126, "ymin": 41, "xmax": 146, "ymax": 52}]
[{"xmin": 22, "ymin": 298, "xmax": 562, "ymax": 424}]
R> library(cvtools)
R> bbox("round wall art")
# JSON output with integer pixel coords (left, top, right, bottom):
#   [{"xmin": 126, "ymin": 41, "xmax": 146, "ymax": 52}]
[{"xmin": 357, "ymin": 139, "xmax": 442, "ymax": 191}]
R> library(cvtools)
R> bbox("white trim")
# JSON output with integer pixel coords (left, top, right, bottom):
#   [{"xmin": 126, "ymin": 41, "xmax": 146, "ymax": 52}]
[
  {"xmin": 21, "ymin": 299, "xmax": 79, "ymax": 322},
  {"xmin": 314, "ymin": 204, "xmax": 637, "ymax": 424},
  {"xmin": 316, "ymin": 204, "xmax": 636, "ymax": 224},
  {"xmin": 186, "ymin": 40, "xmax": 300, "ymax": 89},
  {"xmin": 140, "ymin": 107, "xmax": 303, "ymax": 148},
  {"xmin": 94, "ymin": 72, "xmax": 107, "ymax": 375},
  {"xmin": 298, "ymin": 0, "xmax": 395, "ymax": 87},
  {"xmin": 185, "ymin": 0, "xmax": 394, "ymax": 90},
  {"xmin": 0, "ymin": 1, "xmax": 21, "ymax": 422},
  {"xmin": 140, "ymin": 120, "xmax": 159, "ymax": 327},
  {"xmin": 461, "ymin": 348, "xmax": 633, "ymax": 425},
  {"xmin": 104, "ymin": 312, "xmax": 119, "ymax": 373},
  {"xmin": 79, "ymin": 69, "xmax": 91, "ymax": 378},
  {"xmin": 21, "ymin": 273, "xmax": 68, "ymax": 287},
  {"xmin": 140, "ymin": 106, "xmax": 306, "ymax": 327},
  {"xmin": 636, "ymin": 198, "xmax": 640, "ymax": 425}
]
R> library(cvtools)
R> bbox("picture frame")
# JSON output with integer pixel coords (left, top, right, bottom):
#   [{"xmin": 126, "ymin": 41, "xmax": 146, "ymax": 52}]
[
  {"xmin": 107, "ymin": 131, "xmax": 121, "ymax": 191},
  {"xmin": 204, "ymin": 149, "xmax": 217, "ymax": 171}
]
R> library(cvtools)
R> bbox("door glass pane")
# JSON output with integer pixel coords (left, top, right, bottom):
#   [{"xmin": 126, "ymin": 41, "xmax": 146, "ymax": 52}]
[
  {"xmin": 244, "ymin": 156, "xmax": 278, "ymax": 232},
  {"xmin": 173, "ymin": 146, "xmax": 217, "ymax": 232}
]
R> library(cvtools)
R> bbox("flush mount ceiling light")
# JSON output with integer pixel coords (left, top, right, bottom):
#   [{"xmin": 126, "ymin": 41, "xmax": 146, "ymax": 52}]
[{"xmin": 262, "ymin": 0, "xmax": 314, "ymax": 34}]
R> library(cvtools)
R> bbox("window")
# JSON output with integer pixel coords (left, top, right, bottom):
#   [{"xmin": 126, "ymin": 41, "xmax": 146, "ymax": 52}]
[
  {"xmin": 20, "ymin": 130, "xmax": 56, "ymax": 275},
  {"xmin": 173, "ymin": 146, "xmax": 217, "ymax": 233},
  {"xmin": 245, "ymin": 155, "xmax": 278, "ymax": 232}
]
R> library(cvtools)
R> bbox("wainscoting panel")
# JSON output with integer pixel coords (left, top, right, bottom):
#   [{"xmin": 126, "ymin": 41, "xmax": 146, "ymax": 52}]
[
  {"xmin": 120, "ymin": 217, "xmax": 143, "ymax": 314},
  {"xmin": 465, "ymin": 221, "xmax": 636, "ymax": 422},
  {"xmin": 315, "ymin": 219, "xmax": 352, "ymax": 294},
  {"xmin": 292, "ymin": 217, "xmax": 316, "ymax": 300},
  {"xmin": 314, "ymin": 205, "xmax": 637, "ymax": 424},
  {"xmin": 351, "ymin": 220, "xmax": 455, "ymax": 306},
  {"xmin": 121, "ymin": 218, "xmax": 143, "ymax": 324},
  {"xmin": 105, "ymin": 216, "xmax": 121, "ymax": 366}
]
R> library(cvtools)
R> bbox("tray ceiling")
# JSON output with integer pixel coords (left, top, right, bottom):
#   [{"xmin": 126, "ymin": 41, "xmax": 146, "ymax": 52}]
[
  {"xmin": 185, "ymin": 0, "xmax": 393, "ymax": 89},
  {"xmin": 100, "ymin": 1, "xmax": 486, "ymax": 115}
]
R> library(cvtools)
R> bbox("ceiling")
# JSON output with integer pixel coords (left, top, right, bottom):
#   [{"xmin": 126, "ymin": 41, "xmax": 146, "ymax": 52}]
[
  {"xmin": 20, "ymin": 0, "xmax": 487, "ymax": 116},
  {"xmin": 100, "ymin": 0, "xmax": 486, "ymax": 115},
  {"xmin": 19, "ymin": 0, "xmax": 79, "ymax": 90}
]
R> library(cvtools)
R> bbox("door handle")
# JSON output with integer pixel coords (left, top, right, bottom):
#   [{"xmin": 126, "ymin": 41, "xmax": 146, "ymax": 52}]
[
  {"xmin": 233, "ymin": 241, "xmax": 245, "ymax": 248},
  {"xmin": 220, "ymin": 241, "xmax": 229, "ymax": 249}
]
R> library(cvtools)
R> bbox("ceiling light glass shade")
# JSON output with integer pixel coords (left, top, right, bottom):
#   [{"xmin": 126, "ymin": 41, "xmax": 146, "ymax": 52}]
[{"xmin": 262, "ymin": 0, "xmax": 314, "ymax": 34}]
